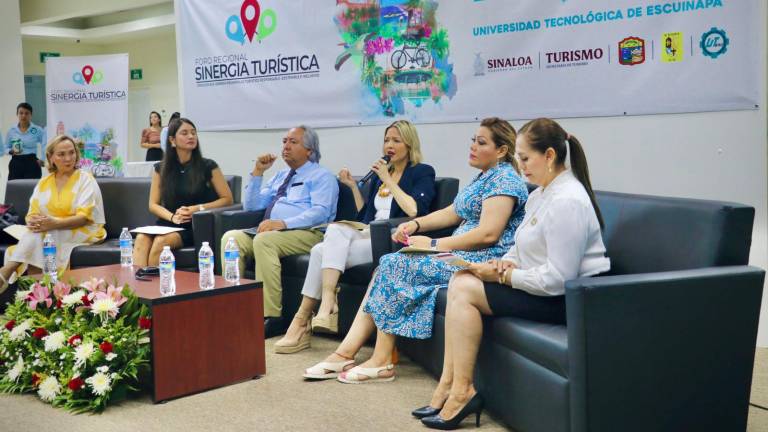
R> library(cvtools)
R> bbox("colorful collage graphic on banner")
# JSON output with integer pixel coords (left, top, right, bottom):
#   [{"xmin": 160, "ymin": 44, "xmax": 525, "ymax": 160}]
[{"xmin": 333, "ymin": 1, "xmax": 457, "ymax": 117}]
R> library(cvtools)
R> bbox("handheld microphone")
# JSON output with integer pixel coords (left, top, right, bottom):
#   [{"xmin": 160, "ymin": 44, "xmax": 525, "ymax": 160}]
[{"xmin": 357, "ymin": 155, "xmax": 391, "ymax": 186}]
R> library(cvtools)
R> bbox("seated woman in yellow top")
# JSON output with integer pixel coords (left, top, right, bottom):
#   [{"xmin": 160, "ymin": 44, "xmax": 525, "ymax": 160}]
[{"xmin": 0, "ymin": 135, "xmax": 106, "ymax": 293}]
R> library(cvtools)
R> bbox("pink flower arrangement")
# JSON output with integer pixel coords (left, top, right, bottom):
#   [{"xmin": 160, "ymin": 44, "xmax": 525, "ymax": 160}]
[
  {"xmin": 26, "ymin": 283, "xmax": 52, "ymax": 310},
  {"xmin": 52, "ymin": 281, "xmax": 72, "ymax": 300}
]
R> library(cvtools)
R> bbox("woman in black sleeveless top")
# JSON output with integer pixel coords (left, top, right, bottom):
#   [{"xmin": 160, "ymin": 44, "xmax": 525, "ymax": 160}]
[{"xmin": 133, "ymin": 118, "xmax": 233, "ymax": 267}]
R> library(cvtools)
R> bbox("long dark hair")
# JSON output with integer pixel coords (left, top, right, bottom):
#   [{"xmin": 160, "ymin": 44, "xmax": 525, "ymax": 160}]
[
  {"xmin": 159, "ymin": 118, "xmax": 205, "ymax": 206},
  {"xmin": 480, "ymin": 117, "xmax": 519, "ymax": 173},
  {"xmin": 518, "ymin": 118, "xmax": 604, "ymax": 228},
  {"xmin": 149, "ymin": 111, "xmax": 162, "ymax": 127}
]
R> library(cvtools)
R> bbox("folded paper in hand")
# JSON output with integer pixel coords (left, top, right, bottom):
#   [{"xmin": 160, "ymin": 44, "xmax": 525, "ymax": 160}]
[
  {"xmin": 398, "ymin": 245, "xmax": 440, "ymax": 254},
  {"xmin": 130, "ymin": 226, "xmax": 185, "ymax": 235},
  {"xmin": 435, "ymin": 252, "xmax": 471, "ymax": 268},
  {"xmin": 3, "ymin": 224, "xmax": 29, "ymax": 240}
]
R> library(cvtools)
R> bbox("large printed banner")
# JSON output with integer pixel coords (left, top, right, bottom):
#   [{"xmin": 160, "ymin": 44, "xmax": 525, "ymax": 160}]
[
  {"xmin": 176, "ymin": 0, "xmax": 759, "ymax": 130},
  {"xmin": 46, "ymin": 54, "xmax": 128, "ymax": 177}
]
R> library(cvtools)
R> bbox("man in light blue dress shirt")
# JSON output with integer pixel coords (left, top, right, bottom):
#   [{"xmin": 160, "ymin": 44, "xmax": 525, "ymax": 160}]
[
  {"xmin": 222, "ymin": 125, "xmax": 338, "ymax": 337},
  {"xmin": 6, "ymin": 103, "xmax": 46, "ymax": 180}
]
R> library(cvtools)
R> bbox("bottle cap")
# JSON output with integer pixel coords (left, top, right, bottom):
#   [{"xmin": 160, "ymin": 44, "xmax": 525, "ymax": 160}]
[{"xmin": 202, "ymin": 242, "xmax": 209, "ymax": 246}]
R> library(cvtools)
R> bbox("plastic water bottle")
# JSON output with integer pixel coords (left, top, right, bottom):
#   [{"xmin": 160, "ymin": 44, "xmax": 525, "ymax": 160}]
[
  {"xmin": 223, "ymin": 237, "xmax": 240, "ymax": 284},
  {"xmin": 159, "ymin": 246, "xmax": 176, "ymax": 296},
  {"xmin": 198, "ymin": 242, "xmax": 214, "ymax": 290},
  {"xmin": 42, "ymin": 233, "xmax": 57, "ymax": 283},
  {"xmin": 119, "ymin": 228, "xmax": 133, "ymax": 267}
]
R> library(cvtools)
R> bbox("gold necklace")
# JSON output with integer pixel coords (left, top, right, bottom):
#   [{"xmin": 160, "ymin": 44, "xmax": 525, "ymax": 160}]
[
  {"xmin": 377, "ymin": 183, "xmax": 391, "ymax": 197},
  {"xmin": 377, "ymin": 169, "xmax": 403, "ymax": 198}
]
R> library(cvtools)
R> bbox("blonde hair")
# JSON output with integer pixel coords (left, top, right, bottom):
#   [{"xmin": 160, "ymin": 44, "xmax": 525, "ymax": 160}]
[
  {"xmin": 385, "ymin": 120, "xmax": 423, "ymax": 165},
  {"xmin": 45, "ymin": 135, "xmax": 80, "ymax": 173}
]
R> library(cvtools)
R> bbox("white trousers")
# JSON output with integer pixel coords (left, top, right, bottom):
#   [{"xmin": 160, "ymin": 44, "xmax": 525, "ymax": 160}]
[{"xmin": 301, "ymin": 223, "xmax": 373, "ymax": 299}]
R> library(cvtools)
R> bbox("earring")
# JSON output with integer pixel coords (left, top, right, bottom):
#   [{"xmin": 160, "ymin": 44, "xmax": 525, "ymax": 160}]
[{"xmin": 548, "ymin": 165, "xmax": 553, "ymax": 173}]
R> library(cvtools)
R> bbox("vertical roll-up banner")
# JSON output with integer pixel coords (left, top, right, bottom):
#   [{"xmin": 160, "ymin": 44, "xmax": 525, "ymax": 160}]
[{"xmin": 46, "ymin": 54, "xmax": 129, "ymax": 177}]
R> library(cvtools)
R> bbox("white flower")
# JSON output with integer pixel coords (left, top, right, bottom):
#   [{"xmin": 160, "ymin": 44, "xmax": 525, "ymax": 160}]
[
  {"xmin": 90, "ymin": 297, "xmax": 118, "ymax": 317},
  {"xmin": 97, "ymin": 365, "xmax": 109, "ymax": 373},
  {"xmin": 37, "ymin": 376, "xmax": 61, "ymax": 402},
  {"xmin": 43, "ymin": 331, "xmax": 66, "ymax": 352},
  {"xmin": 110, "ymin": 373, "xmax": 118, "ymax": 379},
  {"xmin": 74, "ymin": 342, "xmax": 95, "ymax": 368},
  {"xmin": 105, "ymin": 353, "xmax": 117, "ymax": 361},
  {"xmin": 61, "ymin": 290, "xmax": 85, "ymax": 307},
  {"xmin": 14, "ymin": 289, "xmax": 31, "ymax": 302},
  {"xmin": 8, "ymin": 319, "xmax": 32, "ymax": 341},
  {"xmin": 7, "ymin": 356, "xmax": 24, "ymax": 382},
  {"xmin": 86, "ymin": 372, "xmax": 111, "ymax": 396}
]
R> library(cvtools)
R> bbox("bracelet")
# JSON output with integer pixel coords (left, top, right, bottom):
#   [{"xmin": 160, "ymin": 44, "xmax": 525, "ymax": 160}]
[
  {"xmin": 504, "ymin": 268, "xmax": 512, "ymax": 286},
  {"xmin": 412, "ymin": 219, "xmax": 421, "ymax": 233}
]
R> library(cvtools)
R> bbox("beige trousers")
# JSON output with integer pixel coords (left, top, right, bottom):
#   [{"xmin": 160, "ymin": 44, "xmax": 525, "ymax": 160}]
[{"xmin": 221, "ymin": 229, "xmax": 324, "ymax": 317}]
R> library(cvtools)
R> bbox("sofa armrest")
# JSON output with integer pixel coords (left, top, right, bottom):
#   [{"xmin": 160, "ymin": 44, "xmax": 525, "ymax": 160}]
[
  {"xmin": 370, "ymin": 217, "xmax": 413, "ymax": 264},
  {"xmin": 218, "ymin": 208, "xmax": 264, "ymax": 233},
  {"xmin": 212, "ymin": 208, "xmax": 264, "ymax": 273},
  {"xmin": 192, "ymin": 204, "xmax": 244, "ymax": 273},
  {"xmin": 566, "ymin": 266, "xmax": 765, "ymax": 432}
]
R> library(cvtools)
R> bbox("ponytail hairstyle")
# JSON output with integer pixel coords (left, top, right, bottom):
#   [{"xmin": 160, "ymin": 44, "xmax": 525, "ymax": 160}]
[
  {"xmin": 518, "ymin": 118, "xmax": 604, "ymax": 228},
  {"xmin": 479, "ymin": 117, "xmax": 519, "ymax": 173}
]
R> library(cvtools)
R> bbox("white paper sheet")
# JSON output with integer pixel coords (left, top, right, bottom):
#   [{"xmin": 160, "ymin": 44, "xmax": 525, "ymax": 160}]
[
  {"xmin": 130, "ymin": 226, "xmax": 185, "ymax": 235},
  {"xmin": 3, "ymin": 224, "xmax": 29, "ymax": 240}
]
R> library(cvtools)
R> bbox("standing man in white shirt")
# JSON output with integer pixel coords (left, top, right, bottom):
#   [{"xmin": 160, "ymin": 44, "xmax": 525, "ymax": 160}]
[{"xmin": 6, "ymin": 103, "xmax": 46, "ymax": 180}]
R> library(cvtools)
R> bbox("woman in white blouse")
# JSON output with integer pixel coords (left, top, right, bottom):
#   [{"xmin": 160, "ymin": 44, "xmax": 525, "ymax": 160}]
[{"xmin": 417, "ymin": 118, "xmax": 610, "ymax": 430}]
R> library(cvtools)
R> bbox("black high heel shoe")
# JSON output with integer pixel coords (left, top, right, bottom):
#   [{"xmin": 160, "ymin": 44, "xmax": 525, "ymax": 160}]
[
  {"xmin": 421, "ymin": 393, "xmax": 484, "ymax": 430},
  {"xmin": 412, "ymin": 405, "xmax": 441, "ymax": 419}
]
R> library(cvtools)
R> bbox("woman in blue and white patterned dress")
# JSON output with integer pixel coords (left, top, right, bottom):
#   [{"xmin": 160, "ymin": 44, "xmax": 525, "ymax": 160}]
[{"xmin": 303, "ymin": 118, "xmax": 529, "ymax": 382}]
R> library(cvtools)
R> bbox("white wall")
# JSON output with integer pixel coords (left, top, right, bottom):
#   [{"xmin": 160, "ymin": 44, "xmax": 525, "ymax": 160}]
[
  {"xmin": 0, "ymin": 0, "xmax": 27, "ymax": 197},
  {"xmin": 15, "ymin": 1, "xmax": 768, "ymax": 345},
  {"xmin": 0, "ymin": 0, "xmax": 25, "ymax": 126}
]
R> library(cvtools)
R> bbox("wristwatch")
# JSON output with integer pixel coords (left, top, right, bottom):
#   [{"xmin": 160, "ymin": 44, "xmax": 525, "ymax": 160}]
[
  {"xmin": 198, "ymin": 205, "xmax": 206, "ymax": 212},
  {"xmin": 430, "ymin": 238, "xmax": 438, "ymax": 251}
]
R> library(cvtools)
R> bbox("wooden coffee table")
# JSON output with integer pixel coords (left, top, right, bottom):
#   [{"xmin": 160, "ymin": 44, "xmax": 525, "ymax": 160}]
[{"xmin": 61, "ymin": 264, "xmax": 266, "ymax": 403}]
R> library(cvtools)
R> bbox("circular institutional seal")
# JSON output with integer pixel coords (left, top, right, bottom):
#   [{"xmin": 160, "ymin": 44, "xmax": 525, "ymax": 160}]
[{"xmin": 699, "ymin": 27, "xmax": 729, "ymax": 59}]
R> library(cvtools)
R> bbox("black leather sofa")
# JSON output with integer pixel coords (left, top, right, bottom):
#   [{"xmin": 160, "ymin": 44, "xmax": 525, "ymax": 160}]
[
  {"xmin": 215, "ymin": 177, "xmax": 459, "ymax": 332},
  {"xmin": 378, "ymin": 191, "xmax": 764, "ymax": 432},
  {"xmin": 2, "ymin": 176, "xmax": 242, "ymax": 271}
]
